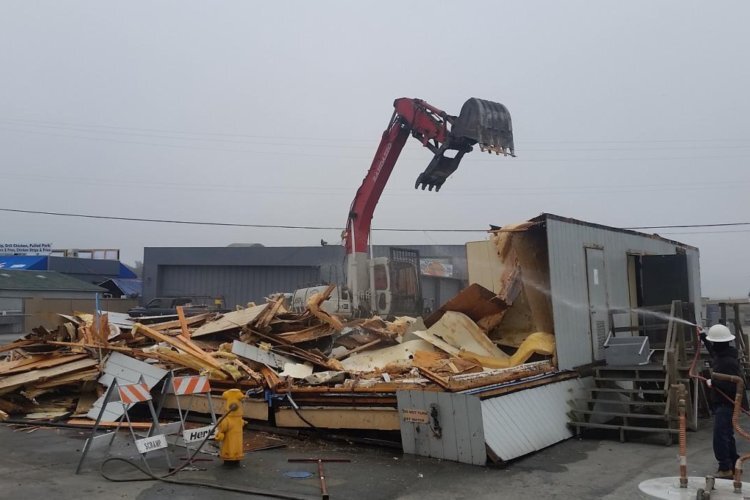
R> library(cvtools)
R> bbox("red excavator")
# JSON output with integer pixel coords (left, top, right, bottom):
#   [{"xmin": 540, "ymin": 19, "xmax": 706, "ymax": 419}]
[{"xmin": 291, "ymin": 97, "xmax": 514, "ymax": 318}]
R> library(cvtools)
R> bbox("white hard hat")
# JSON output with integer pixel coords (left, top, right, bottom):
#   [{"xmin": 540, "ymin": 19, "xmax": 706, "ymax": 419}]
[{"xmin": 706, "ymin": 324, "xmax": 735, "ymax": 342}]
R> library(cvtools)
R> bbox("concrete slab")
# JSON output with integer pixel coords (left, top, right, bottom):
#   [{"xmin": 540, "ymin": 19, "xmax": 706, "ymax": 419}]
[{"xmin": 0, "ymin": 419, "xmax": 745, "ymax": 499}]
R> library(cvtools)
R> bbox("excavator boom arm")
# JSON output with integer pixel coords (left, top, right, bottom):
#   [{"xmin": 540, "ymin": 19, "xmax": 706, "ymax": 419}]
[{"xmin": 344, "ymin": 97, "xmax": 513, "ymax": 254}]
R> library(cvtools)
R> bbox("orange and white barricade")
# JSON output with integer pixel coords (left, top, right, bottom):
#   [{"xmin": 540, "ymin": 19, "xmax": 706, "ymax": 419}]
[
  {"xmin": 76, "ymin": 376, "xmax": 172, "ymax": 474},
  {"xmin": 155, "ymin": 372, "xmax": 217, "ymax": 455}
]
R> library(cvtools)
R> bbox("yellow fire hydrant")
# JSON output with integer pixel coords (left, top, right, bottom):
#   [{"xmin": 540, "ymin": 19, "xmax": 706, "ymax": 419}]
[{"xmin": 214, "ymin": 388, "xmax": 245, "ymax": 465}]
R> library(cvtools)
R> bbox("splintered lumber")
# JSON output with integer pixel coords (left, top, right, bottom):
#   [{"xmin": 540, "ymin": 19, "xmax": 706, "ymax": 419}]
[
  {"xmin": 259, "ymin": 365, "xmax": 281, "ymax": 389},
  {"xmin": 0, "ymin": 340, "xmax": 36, "ymax": 353},
  {"xmin": 46, "ymin": 341, "xmax": 134, "ymax": 353},
  {"xmin": 175, "ymin": 306, "xmax": 191, "ymax": 340},
  {"xmin": 0, "ymin": 358, "xmax": 99, "ymax": 396},
  {"xmin": 254, "ymin": 297, "xmax": 287, "ymax": 330},
  {"xmin": 0, "ymin": 354, "xmax": 89, "ymax": 376},
  {"xmin": 277, "ymin": 324, "xmax": 334, "ymax": 344},
  {"xmin": 133, "ymin": 323, "xmax": 223, "ymax": 370},
  {"xmin": 306, "ymin": 284, "xmax": 344, "ymax": 331},
  {"xmin": 23, "ymin": 368, "xmax": 100, "ymax": 398},
  {"xmin": 192, "ymin": 305, "xmax": 266, "ymax": 337},
  {"xmin": 147, "ymin": 312, "xmax": 212, "ymax": 332},
  {"xmin": 153, "ymin": 347, "xmax": 229, "ymax": 380}
]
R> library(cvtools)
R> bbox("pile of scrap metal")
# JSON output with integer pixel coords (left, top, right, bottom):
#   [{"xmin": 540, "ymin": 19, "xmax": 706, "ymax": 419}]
[{"xmin": 0, "ymin": 273, "xmax": 560, "ymax": 430}]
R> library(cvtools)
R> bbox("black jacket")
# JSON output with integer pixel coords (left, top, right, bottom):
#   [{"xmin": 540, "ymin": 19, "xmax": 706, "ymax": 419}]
[{"xmin": 709, "ymin": 344, "xmax": 746, "ymax": 408}]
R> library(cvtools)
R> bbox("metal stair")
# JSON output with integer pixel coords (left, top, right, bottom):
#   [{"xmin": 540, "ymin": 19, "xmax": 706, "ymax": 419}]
[
  {"xmin": 569, "ymin": 300, "xmax": 705, "ymax": 444},
  {"xmin": 569, "ymin": 364, "xmax": 689, "ymax": 444}
]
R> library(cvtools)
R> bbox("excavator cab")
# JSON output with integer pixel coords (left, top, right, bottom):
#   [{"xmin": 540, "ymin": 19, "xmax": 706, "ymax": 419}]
[{"xmin": 415, "ymin": 98, "xmax": 514, "ymax": 191}]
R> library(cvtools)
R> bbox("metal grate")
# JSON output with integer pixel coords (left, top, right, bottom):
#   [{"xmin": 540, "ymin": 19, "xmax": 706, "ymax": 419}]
[{"xmin": 389, "ymin": 247, "xmax": 422, "ymax": 316}]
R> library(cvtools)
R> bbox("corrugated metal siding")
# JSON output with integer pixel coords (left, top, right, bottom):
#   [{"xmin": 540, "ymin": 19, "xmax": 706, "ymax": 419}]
[
  {"xmin": 546, "ymin": 217, "xmax": 701, "ymax": 370},
  {"xmin": 157, "ymin": 265, "xmax": 320, "ymax": 308},
  {"xmin": 481, "ymin": 378, "xmax": 586, "ymax": 461}
]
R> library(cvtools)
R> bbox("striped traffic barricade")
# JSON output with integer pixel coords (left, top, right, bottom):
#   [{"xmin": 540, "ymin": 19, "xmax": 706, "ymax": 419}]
[{"xmin": 76, "ymin": 376, "xmax": 172, "ymax": 474}]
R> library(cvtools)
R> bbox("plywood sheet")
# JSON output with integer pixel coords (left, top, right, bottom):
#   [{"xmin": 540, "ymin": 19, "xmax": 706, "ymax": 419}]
[
  {"xmin": 192, "ymin": 305, "xmax": 266, "ymax": 337},
  {"xmin": 427, "ymin": 311, "xmax": 508, "ymax": 359}
]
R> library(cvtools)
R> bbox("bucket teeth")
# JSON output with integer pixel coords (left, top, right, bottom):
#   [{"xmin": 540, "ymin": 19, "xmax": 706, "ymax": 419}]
[{"xmin": 480, "ymin": 143, "xmax": 513, "ymax": 156}]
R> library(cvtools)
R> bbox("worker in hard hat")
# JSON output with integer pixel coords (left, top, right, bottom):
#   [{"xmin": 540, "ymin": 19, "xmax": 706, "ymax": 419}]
[{"xmin": 702, "ymin": 323, "xmax": 746, "ymax": 478}]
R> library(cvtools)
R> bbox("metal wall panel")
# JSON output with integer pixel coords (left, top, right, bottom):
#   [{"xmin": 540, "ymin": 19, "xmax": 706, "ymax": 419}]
[
  {"xmin": 545, "ymin": 217, "xmax": 701, "ymax": 370},
  {"xmin": 157, "ymin": 265, "xmax": 320, "ymax": 308},
  {"xmin": 397, "ymin": 390, "xmax": 486, "ymax": 466},
  {"xmin": 481, "ymin": 378, "xmax": 586, "ymax": 461}
]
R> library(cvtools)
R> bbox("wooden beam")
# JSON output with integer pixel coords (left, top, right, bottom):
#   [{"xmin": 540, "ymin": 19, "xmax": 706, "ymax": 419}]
[
  {"xmin": 160, "ymin": 394, "xmax": 269, "ymax": 421},
  {"xmin": 176, "ymin": 306, "xmax": 191, "ymax": 340},
  {"xmin": 147, "ymin": 312, "xmax": 212, "ymax": 332},
  {"xmin": 275, "ymin": 406, "xmax": 400, "ymax": 431}
]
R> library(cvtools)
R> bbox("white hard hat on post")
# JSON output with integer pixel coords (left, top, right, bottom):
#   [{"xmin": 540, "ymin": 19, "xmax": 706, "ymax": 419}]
[{"xmin": 706, "ymin": 324, "xmax": 735, "ymax": 342}]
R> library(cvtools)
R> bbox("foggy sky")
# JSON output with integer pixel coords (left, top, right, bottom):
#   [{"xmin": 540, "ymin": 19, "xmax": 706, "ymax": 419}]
[{"xmin": 0, "ymin": 1, "xmax": 748, "ymax": 298}]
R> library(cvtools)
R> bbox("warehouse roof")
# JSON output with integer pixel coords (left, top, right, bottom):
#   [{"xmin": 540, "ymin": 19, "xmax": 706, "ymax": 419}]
[
  {"xmin": 0, "ymin": 270, "xmax": 106, "ymax": 292},
  {"xmin": 0, "ymin": 256, "xmax": 47, "ymax": 270}
]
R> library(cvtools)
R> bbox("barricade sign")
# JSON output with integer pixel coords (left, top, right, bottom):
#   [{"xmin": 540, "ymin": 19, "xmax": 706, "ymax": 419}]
[
  {"xmin": 155, "ymin": 372, "xmax": 218, "ymax": 463},
  {"xmin": 183, "ymin": 425, "xmax": 214, "ymax": 444},
  {"xmin": 76, "ymin": 376, "xmax": 172, "ymax": 474},
  {"xmin": 136, "ymin": 434, "xmax": 168, "ymax": 454}
]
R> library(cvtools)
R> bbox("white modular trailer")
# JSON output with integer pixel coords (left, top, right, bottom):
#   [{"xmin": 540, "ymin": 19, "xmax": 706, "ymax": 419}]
[{"xmin": 543, "ymin": 214, "xmax": 700, "ymax": 370}]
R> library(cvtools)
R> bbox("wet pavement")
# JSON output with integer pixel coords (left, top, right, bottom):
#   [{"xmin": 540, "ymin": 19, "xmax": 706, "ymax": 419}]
[{"xmin": 0, "ymin": 419, "xmax": 739, "ymax": 500}]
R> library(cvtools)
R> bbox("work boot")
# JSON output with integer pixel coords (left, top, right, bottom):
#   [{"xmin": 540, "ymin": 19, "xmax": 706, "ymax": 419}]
[{"xmin": 715, "ymin": 469, "xmax": 734, "ymax": 479}]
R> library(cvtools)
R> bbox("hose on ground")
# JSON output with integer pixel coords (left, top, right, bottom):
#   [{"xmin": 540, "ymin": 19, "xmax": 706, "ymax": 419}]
[{"xmin": 98, "ymin": 407, "xmax": 307, "ymax": 499}]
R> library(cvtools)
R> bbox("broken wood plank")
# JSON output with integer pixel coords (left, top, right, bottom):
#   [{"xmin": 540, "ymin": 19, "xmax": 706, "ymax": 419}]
[
  {"xmin": 175, "ymin": 305, "xmax": 191, "ymax": 340},
  {"xmin": 306, "ymin": 284, "xmax": 344, "ymax": 331},
  {"xmin": 0, "ymin": 340, "xmax": 35, "ymax": 353},
  {"xmin": 133, "ymin": 323, "xmax": 224, "ymax": 371},
  {"xmin": 192, "ymin": 305, "xmax": 267, "ymax": 337},
  {"xmin": 146, "ymin": 312, "xmax": 212, "ymax": 332},
  {"xmin": 253, "ymin": 297, "xmax": 286, "ymax": 330},
  {"xmin": 0, "ymin": 358, "xmax": 100, "ymax": 395},
  {"xmin": 47, "ymin": 341, "xmax": 134, "ymax": 353},
  {"xmin": 65, "ymin": 418, "xmax": 153, "ymax": 430},
  {"xmin": 415, "ymin": 366, "xmax": 451, "ymax": 390},
  {"xmin": 0, "ymin": 354, "xmax": 89, "ymax": 376},
  {"xmin": 276, "ymin": 324, "xmax": 334, "ymax": 344}
]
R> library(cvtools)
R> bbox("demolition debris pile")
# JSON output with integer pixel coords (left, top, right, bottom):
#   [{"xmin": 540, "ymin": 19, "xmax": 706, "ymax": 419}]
[{"xmin": 0, "ymin": 228, "xmax": 562, "ymax": 428}]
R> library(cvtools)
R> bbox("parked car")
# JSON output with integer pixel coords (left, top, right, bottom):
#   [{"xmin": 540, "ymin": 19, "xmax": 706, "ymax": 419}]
[{"xmin": 127, "ymin": 297, "xmax": 210, "ymax": 318}]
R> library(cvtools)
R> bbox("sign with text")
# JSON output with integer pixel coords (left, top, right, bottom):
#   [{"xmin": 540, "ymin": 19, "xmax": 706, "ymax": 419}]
[
  {"xmin": 182, "ymin": 425, "xmax": 215, "ymax": 444},
  {"xmin": 401, "ymin": 409, "xmax": 430, "ymax": 424},
  {"xmin": 420, "ymin": 258, "xmax": 453, "ymax": 277},
  {"xmin": 135, "ymin": 434, "xmax": 167, "ymax": 454},
  {"xmin": 0, "ymin": 243, "xmax": 52, "ymax": 255}
]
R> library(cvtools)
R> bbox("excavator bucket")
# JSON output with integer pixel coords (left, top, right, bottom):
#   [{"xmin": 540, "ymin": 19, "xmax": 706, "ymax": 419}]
[
  {"xmin": 415, "ymin": 98, "xmax": 514, "ymax": 191},
  {"xmin": 452, "ymin": 98, "xmax": 514, "ymax": 156}
]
